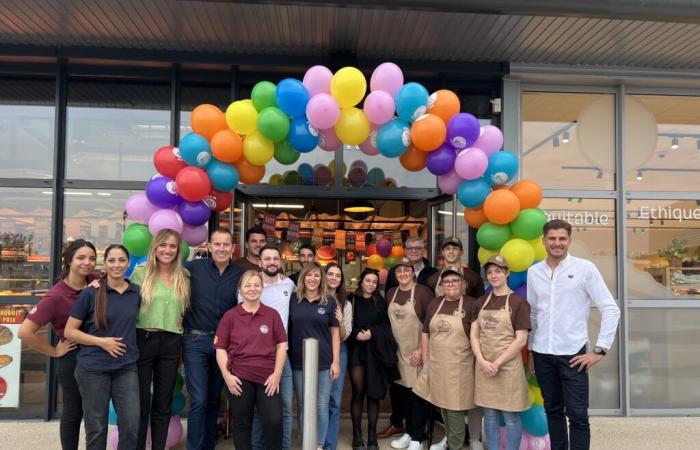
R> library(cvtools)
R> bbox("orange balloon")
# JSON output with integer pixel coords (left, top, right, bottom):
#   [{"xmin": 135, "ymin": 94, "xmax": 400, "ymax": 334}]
[
  {"xmin": 410, "ymin": 113, "xmax": 447, "ymax": 152},
  {"xmin": 427, "ymin": 89, "xmax": 460, "ymax": 123},
  {"xmin": 399, "ymin": 145, "xmax": 428, "ymax": 171},
  {"xmin": 483, "ymin": 190, "xmax": 521, "ymax": 225},
  {"xmin": 234, "ymin": 159, "xmax": 266, "ymax": 184},
  {"xmin": 190, "ymin": 104, "xmax": 227, "ymax": 141},
  {"xmin": 464, "ymin": 207, "xmax": 488, "ymax": 229},
  {"xmin": 390, "ymin": 246, "xmax": 405, "ymax": 258},
  {"xmin": 510, "ymin": 179, "xmax": 543, "ymax": 209},
  {"xmin": 211, "ymin": 130, "xmax": 243, "ymax": 163}
]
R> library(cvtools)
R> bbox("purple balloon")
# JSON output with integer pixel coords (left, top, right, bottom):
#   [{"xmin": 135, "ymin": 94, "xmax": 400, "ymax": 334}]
[
  {"xmin": 313, "ymin": 164, "xmax": 333, "ymax": 186},
  {"xmin": 181, "ymin": 223, "xmax": 208, "ymax": 246},
  {"xmin": 146, "ymin": 176, "xmax": 182, "ymax": 209},
  {"xmin": 446, "ymin": 113, "xmax": 480, "ymax": 150},
  {"xmin": 514, "ymin": 284, "xmax": 527, "ymax": 300},
  {"xmin": 348, "ymin": 166, "xmax": 367, "ymax": 187},
  {"xmin": 125, "ymin": 192, "xmax": 159, "ymax": 224},
  {"xmin": 376, "ymin": 238, "xmax": 392, "ymax": 257},
  {"xmin": 177, "ymin": 200, "xmax": 211, "ymax": 226},
  {"xmin": 148, "ymin": 209, "xmax": 184, "ymax": 236},
  {"xmin": 426, "ymin": 143, "xmax": 457, "ymax": 175},
  {"xmin": 437, "ymin": 169, "xmax": 462, "ymax": 195}
]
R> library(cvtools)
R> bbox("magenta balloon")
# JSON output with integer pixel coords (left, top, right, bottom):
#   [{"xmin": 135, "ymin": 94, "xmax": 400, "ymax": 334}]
[
  {"xmin": 437, "ymin": 169, "xmax": 462, "ymax": 195},
  {"xmin": 376, "ymin": 238, "xmax": 392, "ymax": 257},
  {"xmin": 148, "ymin": 209, "xmax": 184, "ymax": 236},
  {"xmin": 306, "ymin": 94, "xmax": 340, "ymax": 130},
  {"xmin": 473, "ymin": 125, "xmax": 504, "ymax": 156},
  {"xmin": 446, "ymin": 113, "xmax": 481, "ymax": 150},
  {"xmin": 125, "ymin": 192, "xmax": 159, "ymax": 224},
  {"xmin": 363, "ymin": 90, "xmax": 396, "ymax": 125},
  {"xmin": 165, "ymin": 416, "xmax": 184, "ymax": 448},
  {"xmin": 426, "ymin": 143, "xmax": 457, "ymax": 175},
  {"xmin": 303, "ymin": 65, "xmax": 333, "ymax": 97},
  {"xmin": 370, "ymin": 62, "xmax": 404, "ymax": 98},
  {"xmin": 108, "ymin": 428, "xmax": 119, "ymax": 450},
  {"xmin": 350, "ymin": 160, "xmax": 368, "ymax": 172},
  {"xmin": 348, "ymin": 166, "xmax": 367, "ymax": 186},
  {"xmin": 359, "ymin": 125, "xmax": 380, "ymax": 155},
  {"xmin": 181, "ymin": 223, "xmax": 208, "ymax": 246},
  {"xmin": 318, "ymin": 128, "xmax": 341, "ymax": 151},
  {"xmin": 313, "ymin": 164, "xmax": 333, "ymax": 186},
  {"xmin": 454, "ymin": 147, "xmax": 489, "ymax": 180}
]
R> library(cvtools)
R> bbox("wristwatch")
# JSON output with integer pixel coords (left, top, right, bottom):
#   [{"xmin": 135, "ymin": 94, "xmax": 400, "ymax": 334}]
[{"xmin": 593, "ymin": 346, "xmax": 607, "ymax": 356}]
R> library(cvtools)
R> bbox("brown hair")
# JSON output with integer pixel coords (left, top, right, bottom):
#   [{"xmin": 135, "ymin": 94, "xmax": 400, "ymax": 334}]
[
  {"xmin": 354, "ymin": 268, "xmax": 383, "ymax": 303},
  {"xmin": 60, "ymin": 239, "xmax": 96, "ymax": 280},
  {"xmin": 543, "ymin": 219, "xmax": 572, "ymax": 237},
  {"xmin": 324, "ymin": 263, "xmax": 347, "ymax": 309},
  {"xmin": 95, "ymin": 244, "xmax": 129, "ymax": 331},
  {"xmin": 296, "ymin": 262, "xmax": 329, "ymax": 305},
  {"xmin": 139, "ymin": 229, "xmax": 190, "ymax": 313}
]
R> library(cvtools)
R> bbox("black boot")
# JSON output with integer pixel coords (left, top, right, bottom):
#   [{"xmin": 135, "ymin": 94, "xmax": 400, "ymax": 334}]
[{"xmin": 352, "ymin": 427, "xmax": 365, "ymax": 450}]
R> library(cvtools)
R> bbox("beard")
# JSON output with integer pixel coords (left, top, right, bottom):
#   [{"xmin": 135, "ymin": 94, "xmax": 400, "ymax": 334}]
[{"xmin": 262, "ymin": 267, "xmax": 279, "ymax": 277}]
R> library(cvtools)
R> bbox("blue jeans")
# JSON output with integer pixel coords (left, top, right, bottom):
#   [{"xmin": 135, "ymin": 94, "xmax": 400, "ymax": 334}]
[
  {"xmin": 292, "ymin": 368, "xmax": 333, "ymax": 446},
  {"xmin": 324, "ymin": 343, "xmax": 348, "ymax": 450},
  {"xmin": 484, "ymin": 408, "xmax": 522, "ymax": 450},
  {"xmin": 183, "ymin": 332, "xmax": 224, "ymax": 450},
  {"xmin": 74, "ymin": 364, "xmax": 140, "ymax": 450},
  {"xmin": 252, "ymin": 358, "xmax": 293, "ymax": 450}
]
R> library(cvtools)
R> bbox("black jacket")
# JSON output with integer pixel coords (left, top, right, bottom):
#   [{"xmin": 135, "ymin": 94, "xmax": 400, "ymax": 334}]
[
  {"xmin": 365, "ymin": 322, "xmax": 400, "ymax": 400},
  {"xmin": 384, "ymin": 257, "xmax": 437, "ymax": 295}
]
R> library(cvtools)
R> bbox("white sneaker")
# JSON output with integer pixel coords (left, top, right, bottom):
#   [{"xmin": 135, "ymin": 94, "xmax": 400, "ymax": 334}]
[
  {"xmin": 391, "ymin": 433, "xmax": 412, "ymax": 449},
  {"xmin": 469, "ymin": 440, "xmax": 484, "ymax": 450},
  {"xmin": 407, "ymin": 441, "xmax": 423, "ymax": 450},
  {"xmin": 429, "ymin": 437, "xmax": 447, "ymax": 450}
]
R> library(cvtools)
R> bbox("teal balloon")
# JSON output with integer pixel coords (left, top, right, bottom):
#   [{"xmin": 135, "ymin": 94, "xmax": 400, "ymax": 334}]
[
  {"xmin": 173, "ymin": 373, "xmax": 184, "ymax": 396},
  {"xmin": 207, "ymin": 160, "xmax": 239, "ymax": 191},
  {"xmin": 257, "ymin": 107, "xmax": 289, "ymax": 142},
  {"xmin": 457, "ymin": 178, "xmax": 491, "ymax": 208},
  {"xmin": 395, "ymin": 82, "xmax": 429, "ymax": 122},
  {"xmin": 122, "ymin": 223, "xmax": 152, "ymax": 258},
  {"xmin": 377, "ymin": 119, "xmax": 410, "ymax": 158},
  {"xmin": 251, "ymin": 81, "xmax": 277, "ymax": 112},
  {"xmin": 366, "ymin": 168, "xmax": 386, "ymax": 186},
  {"xmin": 274, "ymin": 140, "xmax": 301, "ymax": 165},
  {"xmin": 484, "ymin": 151, "xmax": 519, "ymax": 186},
  {"xmin": 179, "ymin": 132, "xmax": 212, "ymax": 168},
  {"xmin": 520, "ymin": 405, "xmax": 548, "ymax": 436},
  {"xmin": 108, "ymin": 400, "xmax": 117, "ymax": 425},
  {"xmin": 171, "ymin": 392, "xmax": 186, "ymax": 415},
  {"xmin": 476, "ymin": 222, "xmax": 511, "ymax": 250},
  {"xmin": 511, "ymin": 208, "xmax": 547, "ymax": 240}
]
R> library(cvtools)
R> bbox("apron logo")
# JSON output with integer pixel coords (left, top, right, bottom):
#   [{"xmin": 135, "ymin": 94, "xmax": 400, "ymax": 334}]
[
  {"xmin": 483, "ymin": 318, "xmax": 499, "ymax": 331},
  {"xmin": 393, "ymin": 309, "xmax": 406, "ymax": 320},
  {"xmin": 317, "ymin": 307, "xmax": 326, "ymax": 315},
  {"xmin": 436, "ymin": 320, "xmax": 452, "ymax": 335},
  {"xmin": 452, "ymin": 308, "xmax": 465, "ymax": 318},
  {"xmin": 260, "ymin": 325, "xmax": 269, "ymax": 334}
]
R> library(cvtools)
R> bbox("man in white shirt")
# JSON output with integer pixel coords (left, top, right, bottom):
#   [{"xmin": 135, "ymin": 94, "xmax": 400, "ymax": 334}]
[
  {"xmin": 252, "ymin": 245, "xmax": 296, "ymax": 450},
  {"xmin": 526, "ymin": 220, "xmax": 620, "ymax": 450}
]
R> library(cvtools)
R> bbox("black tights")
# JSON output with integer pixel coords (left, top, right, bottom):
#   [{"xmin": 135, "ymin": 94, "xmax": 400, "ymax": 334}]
[{"xmin": 350, "ymin": 365, "xmax": 379, "ymax": 445}]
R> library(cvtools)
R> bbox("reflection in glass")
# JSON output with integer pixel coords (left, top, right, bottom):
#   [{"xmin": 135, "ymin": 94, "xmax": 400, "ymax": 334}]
[
  {"xmin": 522, "ymin": 92, "xmax": 614, "ymax": 190},
  {"xmin": 0, "ymin": 188, "xmax": 52, "ymax": 294},
  {"xmin": 430, "ymin": 200, "xmax": 469, "ymax": 265},
  {"xmin": 588, "ymin": 309, "xmax": 620, "ymax": 409},
  {"xmin": 629, "ymin": 309, "xmax": 700, "ymax": 408},
  {"xmin": 626, "ymin": 199, "xmax": 700, "ymax": 299},
  {"xmin": 344, "ymin": 146, "xmax": 436, "ymax": 188},
  {"xmin": 179, "ymin": 84, "xmax": 231, "ymax": 138}
]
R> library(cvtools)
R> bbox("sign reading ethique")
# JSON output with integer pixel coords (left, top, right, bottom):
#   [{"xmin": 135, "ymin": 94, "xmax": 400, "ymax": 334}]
[{"xmin": 0, "ymin": 306, "xmax": 24, "ymax": 408}]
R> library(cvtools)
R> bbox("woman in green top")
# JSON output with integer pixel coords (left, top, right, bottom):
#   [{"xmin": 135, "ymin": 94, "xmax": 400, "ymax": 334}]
[{"xmin": 130, "ymin": 229, "xmax": 190, "ymax": 450}]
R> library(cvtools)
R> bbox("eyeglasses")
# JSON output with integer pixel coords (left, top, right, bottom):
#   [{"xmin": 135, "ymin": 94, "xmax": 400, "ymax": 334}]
[
  {"xmin": 405, "ymin": 247, "xmax": 423, "ymax": 252},
  {"xmin": 442, "ymin": 279, "xmax": 461, "ymax": 286}
]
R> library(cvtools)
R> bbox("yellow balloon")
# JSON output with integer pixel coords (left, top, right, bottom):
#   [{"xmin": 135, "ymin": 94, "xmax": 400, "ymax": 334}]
[
  {"xmin": 528, "ymin": 236, "xmax": 546, "ymax": 261},
  {"xmin": 329, "ymin": 161, "xmax": 347, "ymax": 177},
  {"xmin": 528, "ymin": 385, "xmax": 544, "ymax": 406},
  {"xmin": 335, "ymin": 107, "xmax": 370, "ymax": 145},
  {"xmin": 367, "ymin": 254, "xmax": 384, "ymax": 270},
  {"xmin": 243, "ymin": 131, "xmax": 274, "ymax": 166},
  {"xmin": 269, "ymin": 173, "xmax": 283, "ymax": 185},
  {"xmin": 478, "ymin": 246, "xmax": 500, "ymax": 266},
  {"xmin": 226, "ymin": 99, "xmax": 258, "ymax": 135},
  {"xmin": 331, "ymin": 67, "xmax": 367, "ymax": 108},
  {"xmin": 500, "ymin": 238, "xmax": 535, "ymax": 272}
]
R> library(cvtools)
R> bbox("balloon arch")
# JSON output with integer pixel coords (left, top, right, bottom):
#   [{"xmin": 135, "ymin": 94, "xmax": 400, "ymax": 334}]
[{"xmin": 117, "ymin": 62, "xmax": 550, "ymax": 449}]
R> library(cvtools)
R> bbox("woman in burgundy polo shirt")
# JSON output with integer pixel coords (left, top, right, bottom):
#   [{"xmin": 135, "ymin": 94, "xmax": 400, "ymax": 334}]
[
  {"xmin": 215, "ymin": 270, "xmax": 287, "ymax": 450},
  {"xmin": 18, "ymin": 239, "xmax": 98, "ymax": 450}
]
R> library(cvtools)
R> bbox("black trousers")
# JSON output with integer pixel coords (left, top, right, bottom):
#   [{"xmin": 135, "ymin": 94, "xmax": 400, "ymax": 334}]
[
  {"xmin": 227, "ymin": 378, "xmax": 282, "ymax": 450},
  {"xmin": 136, "ymin": 329, "xmax": 183, "ymax": 450},
  {"xmin": 56, "ymin": 350, "xmax": 82, "ymax": 450},
  {"xmin": 394, "ymin": 383, "xmax": 427, "ymax": 441},
  {"xmin": 389, "ymin": 383, "xmax": 407, "ymax": 428},
  {"xmin": 533, "ymin": 347, "xmax": 590, "ymax": 450}
]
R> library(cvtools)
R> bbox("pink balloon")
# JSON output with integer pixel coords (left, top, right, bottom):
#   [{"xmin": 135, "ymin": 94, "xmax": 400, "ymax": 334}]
[
  {"xmin": 348, "ymin": 166, "xmax": 367, "ymax": 186},
  {"xmin": 108, "ymin": 427, "xmax": 119, "ymax": 450},
  {"xmin": 303, "ymin": 65, "xmax": 333, "ymax": 97},
  {"xmin": 148, "ymin": 209, "xmax": 184, "ymax": 236},
  {"xmin": 350, "ymin": 160, "xmax": 368, "ymax": 172},
  {"xmin": 359, "ymin": 124, "xmax": 380, "ymax": 156},
  {"xmin": 438, "ymin": 169, "xmax": 462, "ymax": 194},
  {"xmin": 454, "ymin": 147, "xmax": 489, "ymax": 180},
  {"xmin": 318, "ymin": 128, "xmax": 341, "ymax": 151},
  {"xmin": 181, "ymin": 223, "xmax": 208, "ymax": 246},
  {"xmin": 378, "ymin": 269, "xmax": 388, "ymax": 285},
  {"xmin": 125, "ymin": 192, "xmax": 159, "ymax": 224},
  {"xmin": 165, "ymin": 416, "xmax": 184, "ymax": 448},
  {"xmin": 306, "ymin": 94, "xmax": 340, "ymax": 130},
  {"xmin": 473, "ymin": 125, "xmax": 504, "ymax": 156},
  {"xmin": 370, "ymin": 62, "xmax": 404, "ymax": 98},
  {"xmin": 526, "ymin": 432, "xmax": 551, "ymax": 450},
  {"xmin": 363, "ymin": 90, "xmax": 395, "ymax": 125}
]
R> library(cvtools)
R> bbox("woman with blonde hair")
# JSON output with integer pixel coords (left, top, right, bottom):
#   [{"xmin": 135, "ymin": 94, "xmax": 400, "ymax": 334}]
[
  {"xmin": 129, "ymin": 229, "xmax": 190, "ymax": 450},
  {"xmin": 288, "ymin": 262, "xmax": 340, "ymax": 450}
]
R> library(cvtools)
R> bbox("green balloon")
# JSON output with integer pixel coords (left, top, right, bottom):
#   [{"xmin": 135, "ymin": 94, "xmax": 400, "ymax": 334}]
[
  {"xmin": 274, "ymin": 140, "xmax": 301, "ymax": 165},
  {"xmin": 476, "ymin": 222, "xmax": 511, "ymax": 250},
  {"xmin": 283, "ymin": 170, "xmax": 301, "ymax": 185},
  {"xmin": 122, "ymin": 223, "xmax": 152, "ymax": 257},
  {"xmin": 384, "ymin": 256, "xmax": 398, "ymax": 269},
  {"xmin": 173, "ymin": 372, "xmax": 184, "ymax": 396},
  {"xmin": 251, "ymin": 81, "xmax": 277, "ymax": 112},
  {"xmin": 511, "ymin": 208, "xmax": 547, "ymax": 240},
  {"xmin": 257, "ymin": 107, "xmax": 290, "ymax": 142},
  {"xmin": 180, "ymin": 240, "xmax": 190, "ymax": 261}
]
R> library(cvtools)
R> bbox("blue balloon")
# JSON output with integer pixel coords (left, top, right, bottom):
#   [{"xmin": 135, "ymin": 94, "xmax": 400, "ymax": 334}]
[
  {"xmin": 366, "ymin": 168, "xmax": 386, "ymax": 186},
  {"xmin": 125, "ymin": 257, "xmax": 137, "ymax": 279},
  {"xmin": 484, "ymin": 151, "xmax": 519, "ymax": 186},
  {"xmin": 206, "ymin": 160, "xmax": 239, "ymax": 191},
  {"xmin": 507, "ymin": 270, "xmax": 527, "ymax": 290},
  {"xmin": 276, "ymin": 78, "xmax": 309, "ymax": 118},
  {"xmin": 171, "ymin": 392, "xmax": 186, "ymax": 415},
  {"xmin": 376, "ymin": 119, "xmax": 410, "ymax": 158},
  {"xmin": 179, "ymin": 133, "xmax": 212, "ymax": 168},
  {"xmin": 288, "ymin": 116, "xmax": 318, "ymax": 153},
  {"xmin": 520, "ymin": 405, "xmax": 548, "ymax": 437},
  {"xmin": 108, "ymin": 400, "xmax": 117, "ymax": 425},
  {"xmin": 457, "ymin": 178, "xmax": 491, "ymax": 208},
  {"xmin": 297, "ymin": 163, "xmax": 314, "ymax": 185},
  {"xmin": 395, "ymin": 82, "xmax": 429, "ymax": 122}
]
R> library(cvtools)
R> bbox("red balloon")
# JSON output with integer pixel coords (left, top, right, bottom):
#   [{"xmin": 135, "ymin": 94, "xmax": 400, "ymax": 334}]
[
  {"xmin": 205, "ymin": 189, "xmax": 233, "ymax": 213},
  {"xmin": 175, "ymin": 167, "xmax": 211, "ymax": 202},
  {"xmin": 367, "ymin": 243, "xmax": 378, "ymax": 257},
  {"xmin": 153, "ymin": 146, "xmax": 188, "ymax": 179}
]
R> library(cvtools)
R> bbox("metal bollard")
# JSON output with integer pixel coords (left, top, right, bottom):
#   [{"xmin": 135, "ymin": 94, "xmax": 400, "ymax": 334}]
[{"xmin": 302, "ymin": 337, "xmax": 319, "ymax": 450}]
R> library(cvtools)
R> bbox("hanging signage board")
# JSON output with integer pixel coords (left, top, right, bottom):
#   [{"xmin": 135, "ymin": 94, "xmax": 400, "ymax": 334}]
[
  {"xmin": 287, "ymin": 221, "xmax": 300, "ymax": 242},
  {"xmin": 262, "ymin": 213, "xmax": 277, "ymax": 238}
]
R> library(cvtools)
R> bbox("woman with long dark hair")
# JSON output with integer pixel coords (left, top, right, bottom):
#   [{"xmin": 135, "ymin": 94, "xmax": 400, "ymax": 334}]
[
  {"xmin": 18, "ymin": 239, "xmax": 97, "ymax": 450},
  {"xmin": 64, "ymin": 244, "xmax": 141, "ymax": 450},
  {"xmin": 130, "ymin": 229, "xmax": 190, "ymax": 450}
]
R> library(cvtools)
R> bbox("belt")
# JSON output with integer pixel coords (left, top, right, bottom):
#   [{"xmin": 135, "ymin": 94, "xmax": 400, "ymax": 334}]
[{"xmin": 185, "ymin": 329, "xmax": 216, "ymax": 336}]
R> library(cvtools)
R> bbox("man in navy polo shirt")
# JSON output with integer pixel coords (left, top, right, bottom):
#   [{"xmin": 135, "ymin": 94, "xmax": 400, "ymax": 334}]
[{"xmin": 183, "ymin": 228, "xmax": 245, "ymax": 450}]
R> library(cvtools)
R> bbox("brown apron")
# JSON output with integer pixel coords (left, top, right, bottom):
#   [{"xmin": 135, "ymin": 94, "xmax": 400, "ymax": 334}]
[
  {"xmin": 474, "ymin": 292, "xmax": 529, "ymax": 412},
  {"xmin": 388, "ymin": 284, "xmax": 422, "ymax": 388},
  {"xmin": 413, "ymin": 296, "xmax": 475, "ymax": 411}
]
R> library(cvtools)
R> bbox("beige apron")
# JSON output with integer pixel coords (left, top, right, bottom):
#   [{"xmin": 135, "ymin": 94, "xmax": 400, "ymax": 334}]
[
  {"xmin": 474, "ymin": 292, "xmax": 529, "ymax": 412},
  {"xmin": 388, "ymin": 284, "xmax": 422, "ymax": 388},
  {"xmin": 413, "ymin": 296, "xmax": 475, "ymax": 411}
]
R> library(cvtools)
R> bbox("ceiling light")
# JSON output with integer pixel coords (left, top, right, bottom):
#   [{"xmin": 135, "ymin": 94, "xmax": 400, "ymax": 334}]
[
  {"xmin": 252, "ymin": 203, "xmax": 305, "ymax": 209},
  {"xmin": 636, "ymin": 170, "xmax": 643, "ymax": 180},
  {"xmin": 344, "ymin": 200, "xmax": 375, "ymax": 213},
  {"xmin": 65, "ymin": 192, "xmax": 93, "ymax": 196},
  {"xmin": 552, "ymin": 136, "xmax": 560, "ymax": 148},
  {"xmin": 562, "ymin": 131, "xmax": 570, "ymax": 144},
  {"xmin": 671, "ymin": 137, "xmax": 679, "ymax": 149},
  {"xmin": 438, "ymin": 210, "xmax": 465, "ymax": 216},
  {"xmin": 96, "ymin": 192, "xmax": 112, "ymax": 197}
]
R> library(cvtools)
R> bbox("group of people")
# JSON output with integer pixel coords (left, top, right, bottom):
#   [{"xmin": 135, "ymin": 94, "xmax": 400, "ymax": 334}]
[{"xmin": 18, "ymin": 219, "xmax": 620, "ymax": 450}]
